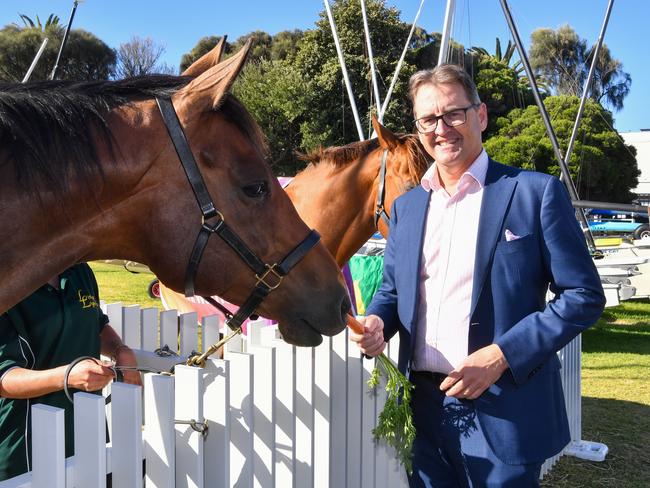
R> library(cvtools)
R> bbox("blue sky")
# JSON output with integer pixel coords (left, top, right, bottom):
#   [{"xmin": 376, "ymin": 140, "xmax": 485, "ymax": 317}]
[{"xmin": 1, "ymin": 0, "xmax": 648, "ymax": 132}]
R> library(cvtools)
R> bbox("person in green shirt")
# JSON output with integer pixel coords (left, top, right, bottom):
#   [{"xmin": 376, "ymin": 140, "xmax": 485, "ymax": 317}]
[{"xmin": 0, "ymin": 263, "xmax": 141, "ymax": 481}]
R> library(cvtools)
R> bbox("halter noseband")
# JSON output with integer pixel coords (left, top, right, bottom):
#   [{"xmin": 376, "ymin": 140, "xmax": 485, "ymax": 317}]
[
  {"xmin": 374, "ymin": 149, "xmax": 390, "ymax": 228},
  {"xmin": 156, "ymin": 96, "xmax": 320, "ymax": 331}
]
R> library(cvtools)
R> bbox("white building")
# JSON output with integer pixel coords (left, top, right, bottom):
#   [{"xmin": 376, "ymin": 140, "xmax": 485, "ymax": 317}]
[{"xmin": 622, "ymin": 130, "xmax": 650, "ymax": 205}]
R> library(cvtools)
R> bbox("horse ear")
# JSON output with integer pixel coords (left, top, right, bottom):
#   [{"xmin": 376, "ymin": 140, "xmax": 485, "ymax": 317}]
[
  {"xmin": 372, "ymin": 114, "xmax": 399, "ymax": 150},
  {"xmin": 181, "ymin": 35, "xmax": 228, "ymax": 77},
  {"xmin": 174, "ymin": 39, "xmax": 251, "ymax": 114}
]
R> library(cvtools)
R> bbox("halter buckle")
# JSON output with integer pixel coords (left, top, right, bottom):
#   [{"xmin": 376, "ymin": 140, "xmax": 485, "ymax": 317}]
[
  {"xmin": 255, "ymin": 264, "xmax": 283, "ymax": 290},
  {"xmin": 202, "ymin": 211, "xmax": 225, "ymax": 227}
]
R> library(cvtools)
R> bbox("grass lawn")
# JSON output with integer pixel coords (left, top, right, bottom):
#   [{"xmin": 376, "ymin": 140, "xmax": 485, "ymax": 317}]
[
  {"xmin": 91, "ymin": 263, "xmax": 650, "ymax": 486},
  {"xmin": 90, "ymin": 261, "xmax": 160, "ymax": 309},
  {"xmin": 541, "ymin": 299, "xmax": 650, "ymax": 487}
]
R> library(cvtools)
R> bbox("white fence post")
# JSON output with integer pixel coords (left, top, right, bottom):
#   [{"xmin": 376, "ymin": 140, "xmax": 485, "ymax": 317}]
[
  {"xmin": 174, "ymin": 365, "xmax": 205, "ymax": 488},
  {"xmin": 203, "ymin": 358, "xmax": 231, "ymax": 488},
  {"xmin": 111, "ymin": 383, "xmax": 143, "ymax": 488},
  {"xmin": 74, "ymin": 393, "xmax": 107, "ymax": 488},
  {"xmin": 225, "ymin": 351, "xmax": 254, "ymax": 488},
  {"xmin": 144, "ymin": 373, "xmax": 176, "ymax": 488},
  {"xmin": 31, "ymin": 404, "xmax": 65, "ymax": 488}
]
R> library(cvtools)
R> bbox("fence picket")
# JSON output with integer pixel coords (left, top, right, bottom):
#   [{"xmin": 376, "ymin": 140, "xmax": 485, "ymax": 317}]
[
  {"xmin": 250, "ymin": 345, "xmax": 276, "ymax": 488},
  {"xmin": 105, "ymin": 302, "xmax": 124, "ymax": 340},
  {"xmin": 160, "ymin": 310, "xmax": 179, "ymax": 354},
  {"xmin": 111, "ymin": 383, "xmax": 143, "ymax": 488},
  {"xmin": 273, "ymin": 339, "xmax": 295, "ymax": 488},
  {"xmin": 225, "ymin": 351, "xmax": 254, "ymax": 488},
  {"xmin": 179, "ymin": 312, "xmax": 199, "ymax": 356},
  {"xmin": 346, "ymin": 340, "xmax": 362, "ymax": 488},
  {"xmin": 294, "ymin": 344, "xmax": 314, "ymax": 487},
  {"xmin": 31, "ymin": 404, "xmax": 65, "ymax": 488},
  {"xmin": 203, "ymin": 358, "xmax": 231, "ymax": 488},
  {"xmin": 144, "ymin": 374, "xmax": 176, "ymax": 488},
  {"xmin": 122, "ymin": 304, "xmax": 141, "ymax": 349},
  {"xmin": 329, "ymin": 328, "xmax": 348, "ymax": 488},
  {"xmin": 174, "ymin": 365, "xmax": 204, "ymax": 488},
  {"xmin": 141, "ymin": 307, "xmax": 159, "ymax": 351},
  {"xmin": 74, "ymin": 393, "xmax": 106, "ymax": 488},
  {"xmin": 313, "ymin": 336, "xmax": 331, "ymax": 488}
]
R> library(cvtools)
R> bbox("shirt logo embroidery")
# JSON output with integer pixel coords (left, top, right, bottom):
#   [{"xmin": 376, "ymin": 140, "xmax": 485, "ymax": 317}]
[{"xmin": 78, "ymin": 290, "xmax": 98, "ymax": 309}]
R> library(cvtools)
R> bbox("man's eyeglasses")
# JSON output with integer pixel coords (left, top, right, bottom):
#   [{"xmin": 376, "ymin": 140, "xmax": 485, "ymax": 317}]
[{"xmin": 413, "ymin": 104, "xmax": 480, "ymax": 134}]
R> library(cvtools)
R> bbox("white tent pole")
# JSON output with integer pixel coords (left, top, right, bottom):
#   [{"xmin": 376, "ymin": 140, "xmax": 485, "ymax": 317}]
[
  {"xmin": 378, "ymin": 0, "xmax": 425, "ymax": 122},
  {"xmin": 22, "ymin": 38, "xmax": 49, "ymax": 83},
  {"xmin": 360, "ymin": 0, "xmax": 381, "ymax": 116},
  {"xmin": 324, "ymin": 0, "xmax": 366, "ymax": 141},
  {"xmin": 438, "ymin": 0, "xmax": 456, "ymax": 65}
]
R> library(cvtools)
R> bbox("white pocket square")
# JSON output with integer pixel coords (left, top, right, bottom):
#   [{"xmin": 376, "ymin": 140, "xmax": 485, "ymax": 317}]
[{"xmin": 504, "ymin": 229, "xmax": 522, "ymax": 242}]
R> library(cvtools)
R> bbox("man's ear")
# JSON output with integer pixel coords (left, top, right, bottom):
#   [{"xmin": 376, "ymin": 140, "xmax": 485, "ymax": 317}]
[
  {"xmin": 372, "ymin": 114, "xmax": 399, "ymax": 150},
  {"xmin": 478, "ymin": 102, "xmax": 488, "ymax": 132},
  {"xmin": 172, "ymin": 39, "xmax": 251, "ymax": 121},
  {"xmin": 181, "ymin": 35, "xmax": 228, "ymax": 77}
]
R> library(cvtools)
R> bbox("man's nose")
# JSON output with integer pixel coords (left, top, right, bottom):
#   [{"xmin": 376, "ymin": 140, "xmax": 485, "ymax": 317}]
[{"xmin": 434, "ymin": 118, "xmax": 452, "ymax": 137}]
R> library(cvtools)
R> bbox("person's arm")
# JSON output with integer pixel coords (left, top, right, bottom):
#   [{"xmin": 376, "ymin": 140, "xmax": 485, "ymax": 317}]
[
  {"xmin": 100, "ymin": 325, "xmax": 142, "ymax": 386},
  {"xmin": 0, "ymin": 360, "xmax": 115, "ymax": 399}
]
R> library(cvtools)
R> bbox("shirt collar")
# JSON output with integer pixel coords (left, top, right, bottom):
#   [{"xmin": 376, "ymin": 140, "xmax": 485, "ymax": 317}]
[{"xmin": 420, "ymin": 149, "xmax": 488, "ymax": 193}]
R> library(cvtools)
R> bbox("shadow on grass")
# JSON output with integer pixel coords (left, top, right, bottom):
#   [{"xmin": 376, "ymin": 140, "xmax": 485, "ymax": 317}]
[
  {"xmin": 542, "ymin": 397, "xmax": 650, "ymax": 488},
  {"xmin": 581, "ymin": 307, "xmax": 650, "ymax": 355}
]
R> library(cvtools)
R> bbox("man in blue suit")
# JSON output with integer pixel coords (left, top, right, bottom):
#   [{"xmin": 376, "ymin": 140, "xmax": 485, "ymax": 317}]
[{"xmin": 351, "ymin": 64, "xmax": 605, "ymax": 487}]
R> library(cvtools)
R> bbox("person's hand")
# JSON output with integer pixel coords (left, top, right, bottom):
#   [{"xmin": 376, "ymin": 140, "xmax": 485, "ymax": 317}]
[
  {"xmin": 114, "ymin": 346, "xmax": 142, "ymax": 386},
  {"xmin": 67, "ymin": 359, "xmax": 115, "ymax": 392},
  {"xmin": 440, "ymin": 344, "xmax": 509, "ymax": 400},
  {"xmin": 348, "ymin": 314, "xmax": 386, "ymax": 357}
]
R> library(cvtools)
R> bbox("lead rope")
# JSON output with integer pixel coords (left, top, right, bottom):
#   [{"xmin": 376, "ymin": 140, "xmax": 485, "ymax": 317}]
[{"xmin": 186, "ymin": 326, "xmax": 242, "ymax": 368}]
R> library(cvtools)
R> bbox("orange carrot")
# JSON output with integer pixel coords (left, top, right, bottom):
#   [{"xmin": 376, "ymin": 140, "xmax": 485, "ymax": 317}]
[{"xmin": 346, "ymin": 313, "xmax": 365, "ymax": 335}]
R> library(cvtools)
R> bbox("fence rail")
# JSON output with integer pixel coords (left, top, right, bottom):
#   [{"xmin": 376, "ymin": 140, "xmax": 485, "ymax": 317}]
[{"xmin": 0, "ymin": 303, "xmax": 595, "ymax": 487}]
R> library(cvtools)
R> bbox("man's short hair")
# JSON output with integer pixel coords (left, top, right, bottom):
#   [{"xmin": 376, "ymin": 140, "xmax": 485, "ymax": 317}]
[{"xmin": 408, "ymin": 64, "xmax": 481, "ymax": 109}]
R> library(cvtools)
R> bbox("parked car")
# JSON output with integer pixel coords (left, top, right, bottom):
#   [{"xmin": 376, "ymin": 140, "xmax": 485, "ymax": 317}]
[{"xmin": 587, "ymin": 209, "xmax": 650, "ymax": 240}]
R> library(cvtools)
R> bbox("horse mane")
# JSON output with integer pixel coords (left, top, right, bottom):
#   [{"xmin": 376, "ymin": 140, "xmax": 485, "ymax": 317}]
[
  {"xmin": 302, "ymin": 134, "xmax": 430, "ymax": 183},
  {"xmin": 0, "ymin": 76, "xmax": 264, "ymax": 198}
]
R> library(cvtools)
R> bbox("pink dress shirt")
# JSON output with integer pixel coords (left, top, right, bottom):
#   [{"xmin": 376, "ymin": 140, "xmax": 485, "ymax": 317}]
[{"xmin": 412, "ymin": 149, "xmax": 488, "ymax": 374}]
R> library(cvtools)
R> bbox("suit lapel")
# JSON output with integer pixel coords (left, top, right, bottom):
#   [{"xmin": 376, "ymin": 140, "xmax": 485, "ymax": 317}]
[
  {"xmin": 470, "ymin": 160, "xmax": 517, "ymax": 316},
  {"xmin": 404, "ymin": 187, "xmax": 430, "ymax": 327}
]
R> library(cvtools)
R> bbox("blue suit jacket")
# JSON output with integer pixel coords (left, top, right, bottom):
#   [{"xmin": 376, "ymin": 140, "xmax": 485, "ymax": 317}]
[{"xmin": 366, "ymin": 159, "xmax": 605, "ymax": 465}]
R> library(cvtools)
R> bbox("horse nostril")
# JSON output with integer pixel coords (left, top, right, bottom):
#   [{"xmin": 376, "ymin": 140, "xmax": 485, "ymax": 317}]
[{"xmin": 340, "ymin": 295, "xmax": 352, "ymax": 323}]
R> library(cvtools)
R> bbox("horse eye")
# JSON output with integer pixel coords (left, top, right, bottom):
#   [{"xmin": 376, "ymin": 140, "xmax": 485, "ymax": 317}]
[{"xmin": 242, "ymin": 181, "xmax": 269, "ymax": 198}]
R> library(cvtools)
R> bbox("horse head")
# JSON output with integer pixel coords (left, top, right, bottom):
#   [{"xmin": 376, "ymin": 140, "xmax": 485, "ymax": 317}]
[
  {"xmin": 0, "ymin": 41, "xmax": 350, "ymax": 346},
  {"xmin": 286, "ymin": 117, "xmax": 430, "ymax": 265}
]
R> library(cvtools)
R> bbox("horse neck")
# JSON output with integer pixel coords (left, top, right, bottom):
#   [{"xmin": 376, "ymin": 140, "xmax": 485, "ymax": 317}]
[
  {"xmin": 0, "ymin": 103, "xmax": 162, "ymax": 313},
  {"xmin": 287, "ymin": 155, "xmax": 379, "ymax": 266}
]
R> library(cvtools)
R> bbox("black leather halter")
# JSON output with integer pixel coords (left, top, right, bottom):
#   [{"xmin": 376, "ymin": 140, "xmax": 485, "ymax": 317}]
[
  {"xmin": 156, "ymin": 97, "xmax": 321, "ymax": 330},
  {"xmin": 374, "ymin": 149, "xmax": 390, "ymax": 228}
]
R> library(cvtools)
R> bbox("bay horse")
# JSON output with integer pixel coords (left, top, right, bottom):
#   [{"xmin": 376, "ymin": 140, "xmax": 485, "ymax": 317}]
[
  {"xmin": 159, "ymin": 116, "xmax": 430, "ymax": 322},
  {"xmin": 286, "ymin": 116, "xmax": 430, "ymax": 266},
  {"xmin": 0, "ymin": 40, "xmax": 349, "ymax": 347}
]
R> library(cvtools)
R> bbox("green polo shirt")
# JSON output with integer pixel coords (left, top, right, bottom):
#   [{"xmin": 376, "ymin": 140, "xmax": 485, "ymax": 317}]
[{"xmin": 0, "ymin": 264, "xmax": 109, "ymax": 481}]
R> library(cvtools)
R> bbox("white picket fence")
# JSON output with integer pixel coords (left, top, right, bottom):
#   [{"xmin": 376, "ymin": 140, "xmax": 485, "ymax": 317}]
[{"xmin": 0, "ymin": 303, "xmax": 600, "ymax": 487}]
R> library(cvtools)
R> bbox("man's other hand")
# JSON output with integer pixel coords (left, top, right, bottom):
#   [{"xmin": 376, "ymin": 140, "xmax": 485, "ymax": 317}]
[{"xmin": 440, "ymin": 344, "xmax": 509, "ymax": 399}]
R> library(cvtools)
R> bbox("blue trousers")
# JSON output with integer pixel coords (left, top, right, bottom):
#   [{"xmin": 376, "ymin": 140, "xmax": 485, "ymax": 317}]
[{"xmin": 408, "ymin": 372, "xmax": 542, "ymax": 488}]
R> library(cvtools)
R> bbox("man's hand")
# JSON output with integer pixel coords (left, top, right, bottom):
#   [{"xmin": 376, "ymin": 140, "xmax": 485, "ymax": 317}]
[
  {"xmin": 348, "ymin": 314, "xmax": 387, "ymax": 357},
  {"xmin": 67, "ymin": 359, "xmax": 115, "ymax": 392},
  {"xmin": 440, "ymin": 344, "xmax": 509, "ymax": 400}
]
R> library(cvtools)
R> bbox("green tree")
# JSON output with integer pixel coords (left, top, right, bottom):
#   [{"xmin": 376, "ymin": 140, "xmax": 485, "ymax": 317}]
[
  {"xmin": 0, "ymin": 15, "xmax": 115, "ymax": 81},
  {"xmin": 179, "ymin": 35, "xmax": 221, "ymax": 73},
  {"xmin": 294, "ymin": 0, "xmax": 419, "ymax": 149},
  {"xmin": 468, "ymin": 38, "xmax": 536, "ymax": 137},
  {"xmin": 484, "ymin": 96, "xmax": 638, "ymax": 202},
  {"xmin": 529, "ymin": 25, "xmax": 631, "ymax": 111},
  {"xmin": 232, "ymin": 58, "xmax": 310, "ymax": 174}
]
